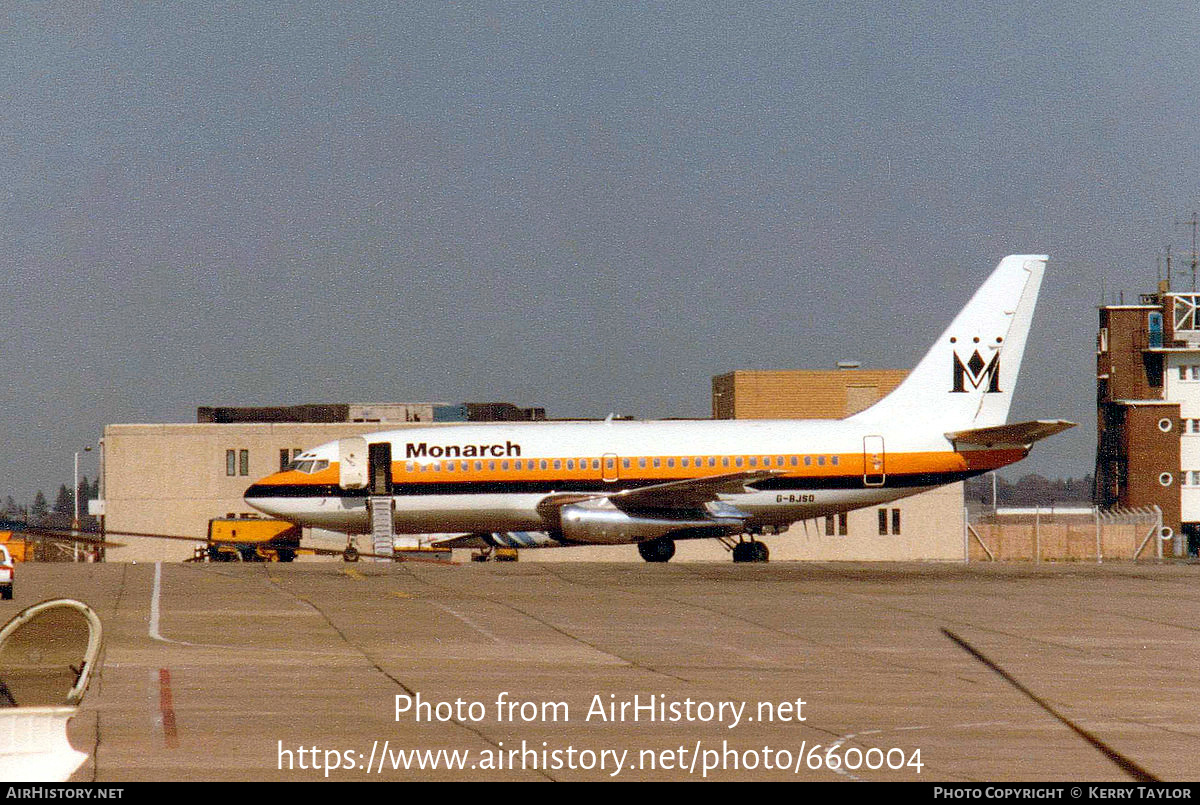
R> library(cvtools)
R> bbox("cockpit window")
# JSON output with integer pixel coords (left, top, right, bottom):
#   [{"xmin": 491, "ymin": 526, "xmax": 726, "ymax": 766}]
[{"xmin": 286, "ymin": 458, "xmax": 329, "ymax": 474}]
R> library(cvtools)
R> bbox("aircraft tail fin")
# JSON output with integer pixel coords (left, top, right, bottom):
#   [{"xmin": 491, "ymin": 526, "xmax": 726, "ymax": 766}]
[{"xmin": 849, "ymin": 254, "xmax": 1046, "ymax": 431}]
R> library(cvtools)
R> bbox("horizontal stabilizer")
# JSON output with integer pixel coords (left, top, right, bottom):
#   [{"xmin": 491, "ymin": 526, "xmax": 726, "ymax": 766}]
[{"xmin": 946, "ymin": 419, "xmax": 1075, "ymax": 448}]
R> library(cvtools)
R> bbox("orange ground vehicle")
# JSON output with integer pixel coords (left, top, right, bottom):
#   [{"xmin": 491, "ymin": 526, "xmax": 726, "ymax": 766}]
[
  {"xmin": 0, "ymin": 532, "xmax": 28, "ymax": 563},
  {"xmin": 206, "ymin": 517, "xmax": 300, "ymax": 562}
]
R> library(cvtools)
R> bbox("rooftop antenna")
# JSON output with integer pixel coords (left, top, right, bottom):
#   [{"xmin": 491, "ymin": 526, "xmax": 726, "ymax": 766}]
[
  {"xmin": 1177, "ymin": 212, "xmax": 1199, "ymax": 291},
  {"xmin": 1167, "ymin": 244, "xmax": 1173, "ymax": 290}
]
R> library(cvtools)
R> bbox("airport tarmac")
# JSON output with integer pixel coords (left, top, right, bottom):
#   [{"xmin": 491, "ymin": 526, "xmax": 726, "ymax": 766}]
[{"xmin": 9, "ymin": 560, "xmax": 1200, "ymax": 782}]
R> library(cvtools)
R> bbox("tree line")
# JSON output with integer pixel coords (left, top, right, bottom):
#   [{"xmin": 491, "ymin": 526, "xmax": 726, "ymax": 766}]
[
  {"xmin": 964, "ymin": 473, "xmax": 1094, "ymax": 508},
  {"xmin": 1, "ymin": 477, "xmax": 101, "ymax": 531}
]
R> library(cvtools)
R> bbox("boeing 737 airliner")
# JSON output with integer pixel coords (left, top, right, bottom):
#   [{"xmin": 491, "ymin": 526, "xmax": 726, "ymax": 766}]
[{"xmin": 244, "ymin": 255, "xmax": 1072, "ymax": 562}]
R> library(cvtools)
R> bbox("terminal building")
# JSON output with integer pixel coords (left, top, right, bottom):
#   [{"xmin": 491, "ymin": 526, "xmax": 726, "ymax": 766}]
[
  {"xmin": 1095, "ymin": 284, "xmax": 1200, "ymax": 552},
  {"xmin": 96, "ymin": 371, "xmax": 967, "ymax": 563}
]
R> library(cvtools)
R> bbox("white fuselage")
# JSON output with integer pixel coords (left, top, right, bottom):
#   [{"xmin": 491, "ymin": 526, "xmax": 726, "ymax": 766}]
[{"xmin": 244, "ymin": 418, "xmax": 1020, "ymax": 542}]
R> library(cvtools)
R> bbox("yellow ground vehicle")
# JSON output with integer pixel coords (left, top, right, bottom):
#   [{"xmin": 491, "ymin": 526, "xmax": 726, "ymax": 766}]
[
  {"xmin": 0, "ymin": 533, "xmax": 28, "ymax": 563},
  {"xmin": 206, "ymin": 517, "xmax": 300, "ymax": 562}
]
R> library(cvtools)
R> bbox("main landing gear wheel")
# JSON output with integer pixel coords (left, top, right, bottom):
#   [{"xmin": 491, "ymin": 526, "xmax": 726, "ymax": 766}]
[
  {"xmin": 732, "ymin": 540, "xmax": 769, "ymax": 563},
  {"xmin": 638, "ymin": 538, "xmax": 676, "ymax": 563}
]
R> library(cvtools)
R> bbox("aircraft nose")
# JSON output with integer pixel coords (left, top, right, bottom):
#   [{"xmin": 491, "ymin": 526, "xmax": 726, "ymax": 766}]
[{"xmin": 243, "ymin": 477, "xmax": 283, "ymax": 516}]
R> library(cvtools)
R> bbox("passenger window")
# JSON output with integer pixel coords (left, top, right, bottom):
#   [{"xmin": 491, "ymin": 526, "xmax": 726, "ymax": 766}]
[{"xmin": 667, "ymin": 458, "xmax": 675, "ymax": 468}]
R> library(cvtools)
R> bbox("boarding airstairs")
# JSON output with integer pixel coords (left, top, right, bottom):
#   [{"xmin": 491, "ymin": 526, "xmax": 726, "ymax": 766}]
[{"xmin": 368, "ymin": 496, "xmax": 395, "ymax": 562}]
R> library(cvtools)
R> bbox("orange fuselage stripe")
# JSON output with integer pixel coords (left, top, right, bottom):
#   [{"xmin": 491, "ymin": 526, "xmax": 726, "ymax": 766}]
[{"xmin": 255, "ymin": 448, "xmax": 1024, "ymax": 487}]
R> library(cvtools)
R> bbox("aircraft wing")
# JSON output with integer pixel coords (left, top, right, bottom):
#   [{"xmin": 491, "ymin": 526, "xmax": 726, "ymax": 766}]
[
  {"xmin": 946, "ymin": 419, "xmax": 1076, "ymax": 448},
  {"xmin": 538, "ymin": 469, "xmax": 781, "ymax": 516}
]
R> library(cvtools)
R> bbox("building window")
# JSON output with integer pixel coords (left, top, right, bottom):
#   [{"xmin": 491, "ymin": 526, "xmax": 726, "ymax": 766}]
[
  {"xmin": 226, "ymin": 450, "xmax": 236, "ymax": 476},
  {"xmin": 878, "ymin": 509, "xmax": 888, "ymax": 535},
  {"xmin": 280, "ymin": 449, "xmax": 291, "ymax": 471},
  {"xmin": 238, "ymin": 449, "xmax": 249, "ymax": 476},
  {"xmin": 824, "ymin": 514, "xmax": 847, "ymax": 535},
  {"xmin": 1159, "ymin": 418, "xmax": 1174, "ymax": 432},
  {"xmin": 892, "ymin": 508, "xmax": 901, "ymax": 535},
  {"xmin": 1160, "ymin": 472, "xmax": 1174, "ymax": 487}
]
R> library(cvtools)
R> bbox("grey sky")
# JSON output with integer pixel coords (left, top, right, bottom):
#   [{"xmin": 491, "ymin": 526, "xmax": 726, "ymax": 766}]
[{"xmin": 3, "ymin": 3, "xmax": 1198, "ymax": 503}]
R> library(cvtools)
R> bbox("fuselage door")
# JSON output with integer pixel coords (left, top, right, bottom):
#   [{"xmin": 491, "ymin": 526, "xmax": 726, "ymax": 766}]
[
  {"xmin": 863, "ymin": 435, "xmax": 885, "ymax": 487},
  {"xmin": 339, "ymin": 437, "xmax": 368, "ymax": 490},
  {"xmin": 368, "ymin": 442, "xmax": 393, "ymax": 496},
  {"xmin": 603, "ymin": 453, "xmax": 619, "ymax": 483}
]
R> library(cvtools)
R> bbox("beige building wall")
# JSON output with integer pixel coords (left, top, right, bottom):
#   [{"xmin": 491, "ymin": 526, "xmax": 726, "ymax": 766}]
[
  {"xmin": 102, "ymin": 422, "xmax": 434, "ymax": 561},
  {"xmin": 520, "ymin": 480, "xmax": 964, "ymax": 562},
  {"xmin": 103, "ymin": 366, "xmax": 965, "ymax": 563}
]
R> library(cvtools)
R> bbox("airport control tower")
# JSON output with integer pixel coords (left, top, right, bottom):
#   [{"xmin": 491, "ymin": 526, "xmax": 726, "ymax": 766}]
[{"xmin": 1095, "ymin": 283, "xmax": 1200, "ymax": 551}]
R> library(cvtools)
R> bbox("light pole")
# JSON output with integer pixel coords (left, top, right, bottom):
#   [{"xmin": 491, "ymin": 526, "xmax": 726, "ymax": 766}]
[{"xmin": 73, "ymin": 446, "xmax": 93, "ymax": 561}]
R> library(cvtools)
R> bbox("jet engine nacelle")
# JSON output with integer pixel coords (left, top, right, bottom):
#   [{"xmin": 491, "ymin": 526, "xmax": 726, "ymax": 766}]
[{"xmin": 558, "ymin": 499, "xmax": 746, "ymax": 545}]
